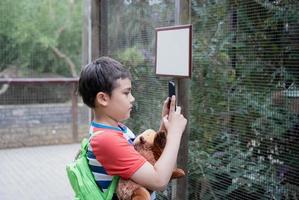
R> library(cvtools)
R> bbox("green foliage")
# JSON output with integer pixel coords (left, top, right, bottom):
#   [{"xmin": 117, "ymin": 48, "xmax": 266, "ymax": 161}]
[
  {"xmin": 107, "ymin": 0, "xmax": 174, "ymax": 54},
  {"xmin": 0, "ymin": 0, "xmax": 82, "ymax": 76},
  {"xmin": 116, "ymin": 47, "xmax": 145, "ymax": 72},
  {"xmin": 108, "ymin": 1, "xmax": 174, "ymax": 134},
  {"xmin": 189, "ymin": 131, "xmax": 291, "ymax": 199},
  {"xmin": 106, "ymin": 1, "xmax": 299, "ymax": 199},
  {"xmin": 114, "ymin": 46, "xmax": 167, "ymax": 133},
  {"xmin": 190, "ymin": 0, "xmax": 232, "ymax": 145},
  {"xmin": 189, "ymin": 0, "xmax": 299, "ymax": 199}
]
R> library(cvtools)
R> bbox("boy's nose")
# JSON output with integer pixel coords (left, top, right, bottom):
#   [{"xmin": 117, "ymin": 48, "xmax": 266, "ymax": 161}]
[{"xmin": 130, "ymin": 94, "xmax": 135, "ymax": 103}]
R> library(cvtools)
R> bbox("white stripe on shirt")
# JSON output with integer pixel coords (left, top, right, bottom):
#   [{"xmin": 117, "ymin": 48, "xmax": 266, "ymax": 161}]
[
  {"xmin": 93, "ymin": 172, "xmax": 113, "ymax": 181},
  {"xmin": 88, "ymin": 158, "xmax": 103, "ymax": 166}
]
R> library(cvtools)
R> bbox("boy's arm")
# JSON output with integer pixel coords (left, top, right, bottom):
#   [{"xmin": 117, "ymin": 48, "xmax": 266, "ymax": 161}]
[
  {"xmin": 158, "ymin": 97, "xmax": 170, "ymax": 132},
  {"xmin": 90, "ymin": 131, "xmax": 147, "ymax": 179},
  {"xmin": 131, "ymin": 96, "xmax": 187, "ymax": 191},
  {"xmin": 130, "ymin": 132, "xmax": 183, "ymax": 191}
]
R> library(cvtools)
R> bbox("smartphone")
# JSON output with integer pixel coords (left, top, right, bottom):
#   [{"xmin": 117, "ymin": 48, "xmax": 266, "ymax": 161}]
[
  {"xmin": 168, "ymin": 81, "xmax": 176, "ymax": 109},
  {"xmin": 168, "ymin": 81, "xmax": 176, "ymax": 98}
]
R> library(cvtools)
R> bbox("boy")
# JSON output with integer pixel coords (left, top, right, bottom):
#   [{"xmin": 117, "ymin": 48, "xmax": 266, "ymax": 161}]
[{"xmin": 78, "ymin": 56, "xmax": 187, "ymax": 199}]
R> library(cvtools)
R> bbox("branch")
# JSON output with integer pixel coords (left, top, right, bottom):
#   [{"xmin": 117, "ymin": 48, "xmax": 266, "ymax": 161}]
[
  {"xmin": 0, "ymin": 74, "xmax": 10, "ymax": 95},
  {"xmin": 50, "ymin": 46, "xmax": 77, "ymax": 77},
  {"xmin": 52, "ymin": 0, "xmax": 76, "ymax": 77},
  {"xmin": 0, "ymin": 83, "xmax": 9, "ymax": 95}
]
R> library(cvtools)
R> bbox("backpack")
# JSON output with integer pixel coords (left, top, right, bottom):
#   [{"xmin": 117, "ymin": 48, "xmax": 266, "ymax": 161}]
[{"xmin": 66, "ymin": 138, "xmax": 120, "ymax": 200}]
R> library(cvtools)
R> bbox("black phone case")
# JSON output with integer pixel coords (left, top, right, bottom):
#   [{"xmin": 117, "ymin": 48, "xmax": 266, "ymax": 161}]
[{"xmin": 168, "ymin": 81, "xmax": 176, "ymax": 98}]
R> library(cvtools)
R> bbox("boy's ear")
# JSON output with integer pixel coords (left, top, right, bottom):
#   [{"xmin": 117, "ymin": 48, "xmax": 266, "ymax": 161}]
[{"xmin": 95, "ymin": 92, "xmax": 110, "ymax": 106}]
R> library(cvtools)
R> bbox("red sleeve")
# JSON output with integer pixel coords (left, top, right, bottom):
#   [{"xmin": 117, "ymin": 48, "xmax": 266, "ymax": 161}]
[{"xmin": 90, "ymin": 131, "xmax": 146, "ymax": 179}]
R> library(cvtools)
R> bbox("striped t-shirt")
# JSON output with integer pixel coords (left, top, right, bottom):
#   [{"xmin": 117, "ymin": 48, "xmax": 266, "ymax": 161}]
[{"xmin": 87, "ymin": 121, "xmax": 146, "ymax": 191}]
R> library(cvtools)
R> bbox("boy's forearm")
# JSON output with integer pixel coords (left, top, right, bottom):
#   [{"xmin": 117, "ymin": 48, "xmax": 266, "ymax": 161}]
[
  {"xmin": 158, "ymin": 120, "xmax": 166, "ymax": 132},
  {"xmin": 153, "ymin": 134, "xmax": 182, "ymax": 188},
  {"xmin": 159, "ymin": 117, "xmax": 169, "ymax": 132}
]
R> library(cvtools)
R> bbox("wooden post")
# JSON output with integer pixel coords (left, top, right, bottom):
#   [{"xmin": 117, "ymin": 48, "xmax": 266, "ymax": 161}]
[
  {"xmin": 175, "ymin": 0, "xmax": 191, "ymax": 199},
  {"xmin": 91, "ymin": 0, "xmax": 100, "ymax": 60},
  {"xmin": 100, "ymin": 0, "xmax": 108, "ymax": 56},
  {"xmin": 82, "ymin": 0, "xmax": 90, "ymax": 66},
  {"xmin": 82, "ymin": 0, "xmax": 101, "ymax": 64},
  {"xmin": 89, "ymin": 0, "xmax": 108, "ymax": 58},
  {"xmin": 71, "ymin": 82, "xmax": 79, "ymax": 142},
  {"xmin": 83, "ymin": 0, "xmax": 103, "ymax": 121}
]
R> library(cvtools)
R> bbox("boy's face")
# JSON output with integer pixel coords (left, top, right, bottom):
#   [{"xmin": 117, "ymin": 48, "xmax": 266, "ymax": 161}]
[{"xmin": 106, "ymin": 78, "xmax": 135, "ymax": 122}]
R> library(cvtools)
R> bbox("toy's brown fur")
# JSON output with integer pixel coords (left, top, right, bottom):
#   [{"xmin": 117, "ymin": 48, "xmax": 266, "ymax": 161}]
[{"xmin": 116, "ymin": 129, "xmax": 185, "ymax": 200}]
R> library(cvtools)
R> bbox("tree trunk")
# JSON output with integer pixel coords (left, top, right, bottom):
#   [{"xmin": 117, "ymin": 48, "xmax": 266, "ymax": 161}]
[{"xmin": 50, "ymin": 46, "xmax": 77, "ymax": 77}]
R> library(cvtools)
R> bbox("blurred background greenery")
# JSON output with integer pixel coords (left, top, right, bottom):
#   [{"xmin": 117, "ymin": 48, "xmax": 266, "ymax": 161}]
[{"xmin": 0, "ymin": 0, "xmax": 82, "ymax": 77}]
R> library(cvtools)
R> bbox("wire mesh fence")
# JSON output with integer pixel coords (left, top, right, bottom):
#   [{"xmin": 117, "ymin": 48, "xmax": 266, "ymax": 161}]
[
  {"xmin": 101, "ymin": 0, "xmax": 299, "ymax": 199},
  {"xmin": 0, "ymin": 78, "xmax": 89, "ymax": 148},
  {"xmin": 0, "ymin": 0, "xmax": 298, "ymax": 199}
]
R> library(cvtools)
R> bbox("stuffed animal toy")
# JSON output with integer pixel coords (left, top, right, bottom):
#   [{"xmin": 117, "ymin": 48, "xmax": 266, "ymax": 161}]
[{"xmin": 116, "ymin": 129, "xmax": 185, "ymax": 200}]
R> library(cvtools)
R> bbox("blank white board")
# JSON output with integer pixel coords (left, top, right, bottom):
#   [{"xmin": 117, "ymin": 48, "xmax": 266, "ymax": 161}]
[{"xmin": 155, "ymin": 24, "xmax": 192, "ymax": 78}]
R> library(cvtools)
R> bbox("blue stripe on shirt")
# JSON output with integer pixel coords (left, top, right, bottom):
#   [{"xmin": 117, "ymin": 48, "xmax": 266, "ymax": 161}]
[
  {"xmin": 96, "ymin": 180, "xmax": 112, "ymax": 189},
  {"xmin": 89, "ymin": 165, "xmax": 107, "ymax": 174},
  {"xmin": 87, "ymin": 150, "xmax": 96, "ymax": 159},
  {"xmin": 91, "ymin": 121, "xmax": 122, "ymax": 131}
]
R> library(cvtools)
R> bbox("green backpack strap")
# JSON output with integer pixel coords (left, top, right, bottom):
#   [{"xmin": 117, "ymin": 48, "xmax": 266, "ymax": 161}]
[
  {"xmin": 82, "ymin": 138, "xmax": 120, "ymax": 200},
  {"xmin": 105, "ymin": 176, "xmax": 120, "ymax": 200},
  {"xmin": 81, "ymin": 138, "xmax": 89, "ymax": 156},
  {"xmin": 67, "ymin": 138, "xmax": 120, "ymax": 200}
]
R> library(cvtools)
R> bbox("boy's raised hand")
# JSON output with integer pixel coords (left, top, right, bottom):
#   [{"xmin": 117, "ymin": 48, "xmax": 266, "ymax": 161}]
[
  {"xmin": 158, "ymin": 97, "xmax": 170, "ymax": 132},
  {"xmin": 161, "ymin": 97, "xmax": 170, "ymax": 118},
  {"xmin": 131, "ymin": 95, "xmax": 187, "ymax": 191},
  {"xmin": 162, "ymin": 96, "xmax": 187, "ymax": 137}
]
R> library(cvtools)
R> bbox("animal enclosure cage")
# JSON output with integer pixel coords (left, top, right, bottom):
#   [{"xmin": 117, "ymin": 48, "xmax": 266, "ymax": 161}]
[{"xmin": 0, "ymin": 0, "xmax": 298, "ymax": 199}]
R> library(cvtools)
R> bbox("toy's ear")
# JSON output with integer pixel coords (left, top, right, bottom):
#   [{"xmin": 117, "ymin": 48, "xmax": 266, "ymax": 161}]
[
  {"xmin": 134, "ymin": 129, "xmax": 156, "ymax": 145},
  {"xmin": 171, "ymin": 168, "xmax": 185, "ymax": 179},
  {"xmin": 152, "ymin": 131, "xmax": 166, "ymax": 160},
  {"xmin": 132, "ymin": 187, "xmax": 151, "ymax": 200},
  {"xmin": 139, "ymin": 136, "xmax": 146, "ymax": 144}
]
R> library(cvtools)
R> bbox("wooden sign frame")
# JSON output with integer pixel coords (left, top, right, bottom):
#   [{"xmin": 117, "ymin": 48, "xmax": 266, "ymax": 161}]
[{"xmin": 155, "ymin": 24, "xmax": 192, "ymax": 78}]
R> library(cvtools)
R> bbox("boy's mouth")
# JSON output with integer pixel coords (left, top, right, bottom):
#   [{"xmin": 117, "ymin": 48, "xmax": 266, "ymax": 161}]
[{"xmin": 130, "ymin": 104, "xmax": 136, "ymax": 111}]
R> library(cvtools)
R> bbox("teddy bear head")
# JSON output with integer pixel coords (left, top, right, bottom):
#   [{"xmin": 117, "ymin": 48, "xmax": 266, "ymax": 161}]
[
  {"xmin": 133, "ymin": 129, "xmax": 185, "ymax": 179},
  {"xmin": 116, "ymin": 129, "xmax": 185, "ymax": 200}
]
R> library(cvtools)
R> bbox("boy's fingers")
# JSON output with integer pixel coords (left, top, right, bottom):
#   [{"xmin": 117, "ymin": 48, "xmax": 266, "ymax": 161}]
[
  {"xmin": 176, "ymin": 106, "xmax": 181, "ymax": 113},
  {"xmin": 164, "ymin": 97, "xmax": 169, "ymax": 104},
  {"xmin": 163, "ymin": 98, "xmax": 170, "ymax": 109},
  {"xmin": 162, "ymin": 115, "xmax": 168, "ymax": 124},
  {"xmin": 169, "ymin": 95, "xmax": 176, "ymax": 113},
  {"xmin": 161, "ymin": 97, "xmax": 170, "ymax": 117}
]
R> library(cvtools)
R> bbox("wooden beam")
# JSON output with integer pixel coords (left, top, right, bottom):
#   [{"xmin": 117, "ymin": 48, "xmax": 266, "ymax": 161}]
[
  {"xmin": 175, "ymin": 0, "xmax": 191, "ymax": 199},
  {"xmin": 91, "ymin": 0, "xmax": 100, "ymax": 60},
  {"xmin": 82, "ymin": 0, "xmax": 90, "ymax": 66},
  {"xmin": 71, "ymin": 82, "xmax": 79, "ymax": 142},
  {"xmin": 99, "ymin": 0, "xmax": 108, "ymax": 56}
]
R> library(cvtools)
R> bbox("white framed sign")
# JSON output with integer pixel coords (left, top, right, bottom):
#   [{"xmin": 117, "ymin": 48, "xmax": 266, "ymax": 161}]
[{"xmin": 155, "ymin": 24, "xmax": 192, "ymax": 78}]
